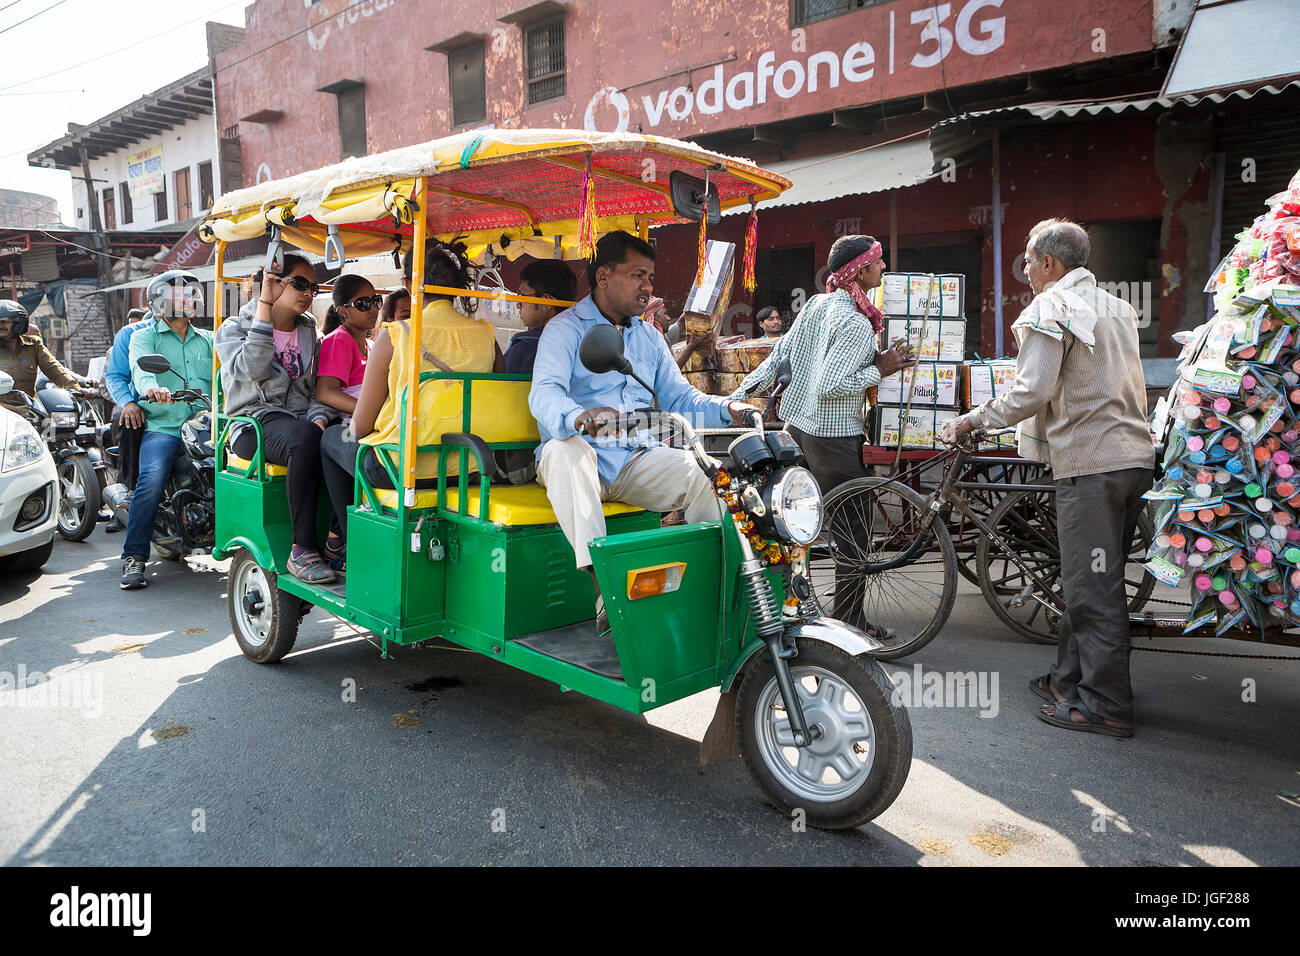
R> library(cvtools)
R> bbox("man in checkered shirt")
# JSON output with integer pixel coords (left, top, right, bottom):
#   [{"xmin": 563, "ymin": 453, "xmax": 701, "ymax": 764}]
[{"xmin": 733, "ymin": 235, "xmax": 915, "ymax": 630}]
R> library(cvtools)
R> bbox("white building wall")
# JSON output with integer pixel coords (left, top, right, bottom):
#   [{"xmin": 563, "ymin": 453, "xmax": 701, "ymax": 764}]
[{"xmin": 71, "ymin": 111, "xmax": 218, "ymax": 232}]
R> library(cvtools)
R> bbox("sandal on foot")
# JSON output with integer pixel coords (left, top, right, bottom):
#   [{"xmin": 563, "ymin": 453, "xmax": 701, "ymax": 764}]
[
  {"xmin": 1029, "ymin": 674, "xmax": 1060, "ymax": 704},
  {"xmin": 1037, "ymin": 698, "xmax": 1133, "ymax": 738},
  {"xmin": 287, "ymin": 550, "xmax": 337, "ymax": 585}
]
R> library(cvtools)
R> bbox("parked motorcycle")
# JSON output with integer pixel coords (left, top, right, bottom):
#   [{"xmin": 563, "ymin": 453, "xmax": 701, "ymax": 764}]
[
  {"xmin": 13, "ymin": 377, "xmax": 109, "ymax": 541},
  {"xmin": 102, "ymin": 355, "xmax": 215, "ymax": 561}
]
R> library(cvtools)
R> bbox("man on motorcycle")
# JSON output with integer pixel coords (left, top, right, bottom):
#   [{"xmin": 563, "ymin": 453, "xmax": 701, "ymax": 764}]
[
  {"xmin": 0, "ymin": 300, "xmax": 86, "ymax": 407},
  {"xmin": 103, "ymin": 307, "xmax": 153, "ymax": 532},
  {"xmin": 120, "ymin": 271, "xmax": 213, "ymax": 590},
  {"xmin": 529, "ymin": 231, "xmax": 759, "ymax": 635}
]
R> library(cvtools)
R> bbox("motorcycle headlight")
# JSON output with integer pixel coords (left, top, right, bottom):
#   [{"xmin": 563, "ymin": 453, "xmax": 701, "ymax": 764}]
[
  {"xmin": 765, "ymin": 466, "xmax": 822, "ymax": 546},
  {"xmin": 3, "ymin": 417, "xmax": 46, "ymax": 473},
  {"xmin": 51, "ymin": 411, "xmax": 77, "ymax": 428}
]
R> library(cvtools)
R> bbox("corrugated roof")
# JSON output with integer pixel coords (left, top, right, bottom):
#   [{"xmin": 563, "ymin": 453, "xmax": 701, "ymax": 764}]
[
  {"xmin": 1162, "ymin": 0, "xmax": 1300, "ymax": 97},
  {"xmin": 722, "ymin": 135, "xmax": 936, "ymax": 215},
  {"xmin": 928, "ymin": 81, "xmax": 1300, "ymax": 171}
]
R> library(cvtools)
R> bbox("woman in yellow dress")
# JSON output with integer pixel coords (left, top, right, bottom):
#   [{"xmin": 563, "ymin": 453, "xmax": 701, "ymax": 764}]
[{"xmin": 318, "ymin": 240, "xmax": 502, "ymax": 568}]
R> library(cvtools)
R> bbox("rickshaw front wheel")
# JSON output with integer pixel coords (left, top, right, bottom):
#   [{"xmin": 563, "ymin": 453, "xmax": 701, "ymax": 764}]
[
  {"xmin": 228, "ymin": 550, "xmax": 301, "ymax": 664},
  {"xmin": 736, "ymin": 639, "xmax": 912, "ymax": 830}
]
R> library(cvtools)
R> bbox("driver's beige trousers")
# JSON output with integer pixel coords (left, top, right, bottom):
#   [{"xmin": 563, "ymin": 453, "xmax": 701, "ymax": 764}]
[{"xmin": 537, "ymin": 437, "xmax": 723, "ymax": 569}]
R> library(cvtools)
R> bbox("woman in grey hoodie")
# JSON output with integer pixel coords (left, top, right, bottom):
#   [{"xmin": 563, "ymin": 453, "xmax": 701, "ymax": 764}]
[{"xmin": 214, "ymin": 254, "xmax": 336, "ymax": 584}]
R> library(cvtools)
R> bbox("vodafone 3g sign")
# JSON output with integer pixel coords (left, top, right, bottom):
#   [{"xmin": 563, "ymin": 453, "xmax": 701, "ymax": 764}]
[{"xmin": 583, "ymin": 0, "xmax": 1006, "ymax": 133}]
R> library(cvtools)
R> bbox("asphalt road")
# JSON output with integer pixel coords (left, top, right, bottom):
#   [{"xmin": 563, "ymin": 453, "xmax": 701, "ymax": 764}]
[{"xmin": 2, "ymin": 531, "xmax": 1297, "ymax": 866}]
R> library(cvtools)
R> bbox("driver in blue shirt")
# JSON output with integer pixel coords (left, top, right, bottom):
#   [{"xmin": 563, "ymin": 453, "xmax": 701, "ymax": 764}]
[{"xmin": 529, "ymin": 231, "xmax": 758, "ymax": 636}]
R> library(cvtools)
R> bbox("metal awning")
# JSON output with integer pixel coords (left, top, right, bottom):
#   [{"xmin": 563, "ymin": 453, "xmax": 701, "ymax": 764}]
[
  {"xmin": 722, "ymin": 135, "xmax": 937, "ymax": 215},
  {"xmin": 1162, "ymin": 0, "xmax": 1300, "ymax": 98},
  {"xmin": 929, "ymin": 82, "xmax": 1300, "ymax": 170}
]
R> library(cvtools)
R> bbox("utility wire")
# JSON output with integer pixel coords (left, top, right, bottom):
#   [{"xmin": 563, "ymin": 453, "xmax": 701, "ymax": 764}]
[
  {"xmin": 0, "ymin": 0, "xmax": 68, "ymax": 36},
  {"xmin": 0, "ymin": 0, "xmax": 240, "ymax": 92},
  {"xmin": 0, "ymin": 0, "xmax": 27, "ymax": 14}
]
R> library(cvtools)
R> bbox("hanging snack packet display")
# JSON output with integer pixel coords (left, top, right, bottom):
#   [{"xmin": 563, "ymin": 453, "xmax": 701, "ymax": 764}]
[{"xmin": 1145, "ymin": 168, "xmax": 1300, "ymax": 635}]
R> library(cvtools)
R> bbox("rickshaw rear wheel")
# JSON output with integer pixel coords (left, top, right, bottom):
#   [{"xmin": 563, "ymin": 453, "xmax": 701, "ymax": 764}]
[
  {"xmin": 736, "ymin": 639, "xmax": 912, "ymax": 830},
  {"xmin": 228, "ymin": 550, "xmax": 301, "ymax": 664}
]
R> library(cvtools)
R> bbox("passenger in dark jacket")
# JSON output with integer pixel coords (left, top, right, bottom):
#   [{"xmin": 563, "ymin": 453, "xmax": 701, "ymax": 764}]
[{"xmin": 502, "ymin": 259, "xmax": 579, "ymax": 374}]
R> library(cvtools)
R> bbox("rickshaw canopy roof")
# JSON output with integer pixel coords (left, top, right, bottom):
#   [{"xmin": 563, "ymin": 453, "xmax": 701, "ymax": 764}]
[{"xmin": 200, "ymin": 129, "xmax": 792, "ymax": 261}]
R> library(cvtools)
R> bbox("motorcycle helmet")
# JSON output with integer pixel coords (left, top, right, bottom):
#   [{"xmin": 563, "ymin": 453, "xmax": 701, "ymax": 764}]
[
  {"xmin": 146, "ymin": 270, "xmax": 205, "ymax": 320},
  {"xmin": 0, "ymin": 299, "xmax": 29, "ymax": 336}
]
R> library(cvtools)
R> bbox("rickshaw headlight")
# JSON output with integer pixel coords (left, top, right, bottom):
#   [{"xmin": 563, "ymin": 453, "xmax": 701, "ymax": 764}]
[{"xmin": 766, "ymin": 467, "xmax": 822, "ymax": 546}]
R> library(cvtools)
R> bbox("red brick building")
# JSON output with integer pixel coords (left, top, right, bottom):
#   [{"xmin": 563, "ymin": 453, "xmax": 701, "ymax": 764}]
[{"xmin": 213, "ymin": 0, "xmax": 1300, "ymax": 357}]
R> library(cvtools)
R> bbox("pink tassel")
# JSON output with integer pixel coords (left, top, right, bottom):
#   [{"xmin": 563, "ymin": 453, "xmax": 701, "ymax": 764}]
[{"xmin": 742, "ymin": 200, "xmax": 758, "ymax": 293}]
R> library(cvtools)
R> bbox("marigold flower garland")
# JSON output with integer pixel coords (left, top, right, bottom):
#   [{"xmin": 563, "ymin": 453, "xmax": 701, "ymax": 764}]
[{"xmin": 711, "ymin": 467, "xmax": 804, "ymax": 567}]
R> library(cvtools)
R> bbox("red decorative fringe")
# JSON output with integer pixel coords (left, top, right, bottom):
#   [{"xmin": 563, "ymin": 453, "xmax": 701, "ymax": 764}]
[
  {"xmin": 742, "ymin": 200, "xmax": 758, "ymax": 293},
  {"xmin": 578, "ymin": 156, "xmax": 597, "ymax": 259}
]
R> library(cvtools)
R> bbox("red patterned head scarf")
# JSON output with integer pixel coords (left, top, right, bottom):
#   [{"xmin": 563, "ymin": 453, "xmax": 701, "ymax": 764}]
[{"xmin": 825, "ymin": 241, "xmax": 885, "ymax": 333}]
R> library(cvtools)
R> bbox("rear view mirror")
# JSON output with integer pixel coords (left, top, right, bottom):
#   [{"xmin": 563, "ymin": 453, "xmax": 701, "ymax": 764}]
[
  {"xmin": 775, "ymin": 359, "xmax": 793, "ymax": 389},
  {"xmin": 669, "ymin": 171, "xmax": 720, "ymax": 225},
  {"xmin": 136, "ymin": 354, "xmax": 173, "ymax": 376},
  {"xmin": 579, "ymin": 324, "xmax": 632, "ymax": 375}
]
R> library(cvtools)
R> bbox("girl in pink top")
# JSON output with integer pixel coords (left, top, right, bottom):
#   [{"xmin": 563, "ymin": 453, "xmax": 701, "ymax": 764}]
[{"xmin": 316, "ymin": 274, "xmax": 380, "ymax": 418}]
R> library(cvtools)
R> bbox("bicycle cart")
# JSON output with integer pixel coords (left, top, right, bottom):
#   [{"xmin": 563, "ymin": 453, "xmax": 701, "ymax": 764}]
[{"xmin": 809, "ymin": 430, "xmax": 1160, "ymax": 658}]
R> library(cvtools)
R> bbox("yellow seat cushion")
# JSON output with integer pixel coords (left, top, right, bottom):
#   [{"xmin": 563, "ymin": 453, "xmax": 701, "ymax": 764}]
[
  {"xmin": 226, "ymin": 453, "xmax": 288, "ymax": 477},
  {"xmin": 372, "ymin": 481, "xmax": 645, "ymax": 526}
]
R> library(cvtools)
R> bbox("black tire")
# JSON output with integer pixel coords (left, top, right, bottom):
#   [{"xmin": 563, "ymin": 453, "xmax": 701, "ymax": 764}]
[
  {"xmin": 976, "ymin": 486, "xmax": 1156, "ymax": 644},
  {"xmin": 809, "ymin": 476, "xmax": 958, "ymax": 659},
  {"xmin": 228, "ymin": 551, "xmax": 301, "ymax": 664},
  {"xmin": 56, "ymin": 455, "xmax": 100, "ymax": 542},
  {"xmin": 0, "ymin": 538, "xmax": 54, "ymax": 571},
  {"xmin": 737, "ymin": 639, "xmax": 912, "ymax": 830}
]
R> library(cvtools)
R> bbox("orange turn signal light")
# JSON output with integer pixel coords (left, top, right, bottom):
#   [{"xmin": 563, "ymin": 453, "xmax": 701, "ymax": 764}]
[{"xmin": 626, "ymin": 562, "xmax": 686, "ymax": 600}]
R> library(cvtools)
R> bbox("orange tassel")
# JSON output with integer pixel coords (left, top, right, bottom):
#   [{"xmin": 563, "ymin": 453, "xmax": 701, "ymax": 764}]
[
  {"xmin": 694, "ymin": 170, "xmax": 711, "ymax": 286},
  {"xmin": 578, "ymin": 156, "xmax": 597, "ymax": 259},
  {"xmin": 742, "ymin": 200, "xmax": 758, "ymax": 293}
]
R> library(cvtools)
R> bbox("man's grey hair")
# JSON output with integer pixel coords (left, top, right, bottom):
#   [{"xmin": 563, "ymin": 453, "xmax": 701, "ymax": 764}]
[{"xmin": 1028, "ymin": 218, "xmax": 1090, "ymax": 269}]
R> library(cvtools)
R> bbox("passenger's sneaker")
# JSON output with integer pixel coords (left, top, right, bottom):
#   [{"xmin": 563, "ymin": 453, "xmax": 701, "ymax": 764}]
[
  {"xmin": 328, "ymin": 554, "xmax": 346, "ymax": 577},
  {"xmin": 120, "ymin": 555, "xmax": 148, "ymax": 590}
]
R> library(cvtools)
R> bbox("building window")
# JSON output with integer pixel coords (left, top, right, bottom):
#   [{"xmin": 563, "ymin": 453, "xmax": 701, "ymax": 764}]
[
  {"xmin": 154, "ymin": 180, "xmax": 168, "ymax": 221},
  {"xmin": 101, "ymin": 188, "xmax": 116, "ymax": 230},
  {"xmin": 754, "ymin": 245, "xmax": 815, "ymax": 332},
  {"xmin": 175, "ymin": 167, "xmax": 192, "ymax": 222},
  {"xmin": 331, "ymin": 82, "xmax": 368, "ymax": 159},
  {"xmin": 449, "ymin": 43, "xmax": 487, "ymax": 127},
  {"xmin": 790, "ymin": 0, "xmax": 881, "ymax": 27},
  {"xmin": 119, "ymin": 182, "xmax": 133, "ymax": 225},
  {"xmin": 526, "ymin": 18, "xmax": 565, "ymax": 105},
  {"xmin": 198, "ymin": 161, "xmax": 214, "ymax": 210}
]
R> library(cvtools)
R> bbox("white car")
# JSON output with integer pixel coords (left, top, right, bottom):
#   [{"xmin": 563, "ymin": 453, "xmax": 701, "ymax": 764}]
[{"xmin": 0, "ymin": 371, "xmax": 58, "ymax": 572}]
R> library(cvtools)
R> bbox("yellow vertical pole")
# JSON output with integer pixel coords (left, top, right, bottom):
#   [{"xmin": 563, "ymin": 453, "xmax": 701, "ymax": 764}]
[
  {"xmin": 637, "ymin": 218, "xmax": 649, "ymax": 241},
  {"xmin": 404, "ymin": 178, "xmax": 428, "ymax": 506},
  {"xmin": 212, "ymin": 239, "xmax": 225, "ymax": 417}
]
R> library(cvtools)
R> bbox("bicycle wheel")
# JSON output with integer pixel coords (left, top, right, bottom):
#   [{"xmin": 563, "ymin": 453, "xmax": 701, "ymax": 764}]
[
  {"xmin": 951, "ymin": 459, "xmax": 1049, "ymax": 586},
  {"xmin": 808, "ymin": 476, "xmax": 958, "ymax": 660},
  {"xmin": 976, "ymin": 486, "xmax": 1155, "ymax": 644}
]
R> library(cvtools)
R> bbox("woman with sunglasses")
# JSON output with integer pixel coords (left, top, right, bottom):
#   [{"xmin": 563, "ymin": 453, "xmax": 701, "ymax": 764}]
[
  {"xmin": 317, "ymin": 274, "xmax": 380, "ymax": 419},
  {"xmin": 215, "ymin": 254, "xmax": 338, "ymax": 585}
]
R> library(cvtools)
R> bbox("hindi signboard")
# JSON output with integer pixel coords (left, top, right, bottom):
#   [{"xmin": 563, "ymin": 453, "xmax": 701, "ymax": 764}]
[{"xmin": 127, "ymin": 145, "xmax": 164, "ymax": 199}]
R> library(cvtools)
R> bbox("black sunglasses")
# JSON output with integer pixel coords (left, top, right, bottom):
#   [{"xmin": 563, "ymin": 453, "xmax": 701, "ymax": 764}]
[
  {"xmin": 343, "ymin": 295, "xmax": 381, "ymax": 311},
  {"xmin": 282, "ymin": 275, "xmax": 320, "ymax": 295}
]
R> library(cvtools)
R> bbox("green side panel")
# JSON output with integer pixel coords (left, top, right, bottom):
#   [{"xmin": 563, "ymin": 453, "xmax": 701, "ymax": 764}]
[
  {"xmin": 443, "ymin": 510, "xmax": 659, "ymax": 641},
  {"xmin": 215, "ymin": 472, "xmax": 290, "ymax": 572},
  {"xmin": 588, "ymin": 522, "xmax": 728, "ymax": 692},
  {"xmin": 343, "ymin": 505, "xmax": 446, "ymax": 635}
]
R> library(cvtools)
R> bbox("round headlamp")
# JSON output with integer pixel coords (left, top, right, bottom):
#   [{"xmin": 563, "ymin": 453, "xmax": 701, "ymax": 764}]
[{"xmin": 765, "ymin": 466, "xmax": 823, "ymax": 545}]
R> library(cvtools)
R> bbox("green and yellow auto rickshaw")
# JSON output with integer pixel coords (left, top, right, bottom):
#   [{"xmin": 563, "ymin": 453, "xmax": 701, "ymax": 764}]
[{"xmin": 197, "ymin": 129, "xmax": 912, "ymax": 829}]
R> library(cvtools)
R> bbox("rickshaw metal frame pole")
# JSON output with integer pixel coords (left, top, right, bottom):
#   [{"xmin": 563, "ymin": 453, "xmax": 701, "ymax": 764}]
[
  {"xmin": 212, "ymin": 239, "xmax": 225, "ymax": 440},
  {"xmin": 404, "ymin": 178, "xmax": 429, "ymax": 506}
]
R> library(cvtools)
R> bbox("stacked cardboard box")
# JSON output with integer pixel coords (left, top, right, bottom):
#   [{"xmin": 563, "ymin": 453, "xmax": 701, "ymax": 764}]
[{"xmin": 870, "ymin": 273, "xmax": 967, "ymax": 449}]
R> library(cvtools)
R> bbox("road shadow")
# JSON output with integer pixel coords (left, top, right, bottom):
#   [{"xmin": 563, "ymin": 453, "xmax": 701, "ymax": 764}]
[{"xmin": 7, "ymin": 615, "xmax": 924, "ymax": 866}]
